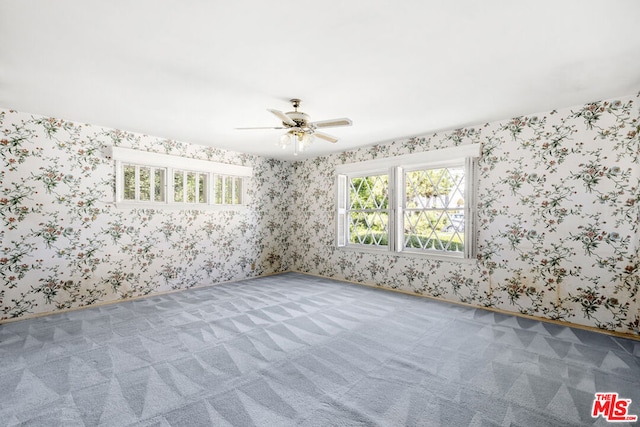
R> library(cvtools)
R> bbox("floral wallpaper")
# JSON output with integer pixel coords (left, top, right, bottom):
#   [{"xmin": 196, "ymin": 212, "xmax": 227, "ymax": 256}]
[
  {"xmin": 0, "ymin": 110, "xmax": 291, "ymax": 320},
  {"xmin": 288, "ymin": 93, "xmax": 640, "ymax": 336},
  {"xmin": 2, "ymin": 92, "xmax": 639, "ymax": 337}
]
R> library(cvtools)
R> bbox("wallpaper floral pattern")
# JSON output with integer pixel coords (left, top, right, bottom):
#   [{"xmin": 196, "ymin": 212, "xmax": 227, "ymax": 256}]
[
  {"xmin": 1, "ymin": 110, "xmax": 291, "ymax": 320},
  {"xmin": 288, "ymin": 93, "xmax": 640, "ymax": 336},
  {"xmin": 2, "ymin": 92, "xmax": 639, "ymax": 336}
]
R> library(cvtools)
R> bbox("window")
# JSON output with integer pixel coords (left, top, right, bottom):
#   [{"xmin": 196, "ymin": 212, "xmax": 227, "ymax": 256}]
[
  {"xmin": 123, "ymin": 165, "xmax": 166, "ymax": 202},
  {"xmin": 111, "ymin": 147, "xmax": 252, "ymax": 208},
  {"xmin": 173, "ymin": 170, "xmax": 208, "ymax": 204},
  {"xmin": 214, "ymin": 174, "xmax": 243, "ymax": 205},
  {"xmin": 348, "ymin": 174, "xmax": 390, "ymax": 246},
  {"xmin": 403, "ymin": 165, "xmax": 465, "ymax": 253},
  {"xmin": 336, "ymin": 144, "xmax": 481, "ymax": 259}
]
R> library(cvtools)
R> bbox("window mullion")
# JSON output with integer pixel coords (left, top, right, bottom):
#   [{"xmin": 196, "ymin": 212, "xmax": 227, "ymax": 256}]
[
  {"xmin": 392, "ymin": 166, "xmax": 404, "ymax": 253},
  {"xmin": 159, "ymin": 168, "xmax": 166, "ymax": 204},
  {"xmin": 222, "ymin": 176, "xmax": 229, "ymax": 204},
  {"xmin": 220, "ymin": 175, "xmax": 227, "ymax": 205},
  {"xmin": 232, "ymin": 176, "xmax": 236, "ymax": 204},
  {"xmin": 194, "ymin": 172, "xmax": 199, "ymax": 204},
  {"xmin": 168, "ymin": 167, "xmax": 174, "ymax": 203},
  {"xmin": 134, "ymin": 166, "xmax": 140, "ymax": 201},
  {"xmin": 238, "ymin": 177, "xmax": 244, "ymax": 205},
  {"xmin": 149, "ymin": 168, "xmax": 155, "ymax": 202},
  {"xmin": 208, "ymin": 173, "xmax": 213, "ymax": 205},
  {"xmin": 221, "ymin": 175, "xmax": 226, "ymax": 204},
  {"xmin": 182, "ymin": 171, "xmax": 187, "ymax": 204},
  {"xmin": 212, "ymin": 174, "xmax": 217, "ymax": 203},
  {"xmin": 336, "ymin": 175, "xmax": 347, "ymax": 247}
]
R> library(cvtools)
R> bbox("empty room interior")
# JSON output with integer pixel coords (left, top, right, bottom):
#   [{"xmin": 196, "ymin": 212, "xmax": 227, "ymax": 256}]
[{"xmin": 1, "ymin": 1, "xmax": 640, "ymax": 426}]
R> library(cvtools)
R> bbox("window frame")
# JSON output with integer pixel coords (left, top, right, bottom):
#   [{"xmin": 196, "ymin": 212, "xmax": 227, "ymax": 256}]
[
  {"xmin": 122, "ymin": 164, "xmax": 167, "ymax": 203},
  {"xmin": 172, "ymin": 169, "xmax": 210, "ymax": 204},
  {"xmin": 335, "ymin": 144, "xmax": 481, "ymax": 260},
  {"xmin": 345, "ymin": 173, "xmax": 391, "ymax": 248},
  {"xmin": 111, "ymin": 146, "xmax": 252, "ymax": 209}
]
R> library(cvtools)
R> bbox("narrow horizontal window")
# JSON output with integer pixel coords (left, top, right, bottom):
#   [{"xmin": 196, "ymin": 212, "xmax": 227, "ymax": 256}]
[
  {"xmin": 122, "ymin": 164, "xmax": 167, "ymax": 203},
  {"xmin": 214, "ymin": 174, "xmax": 243, "ymax": 206},
  {"xmin": 111, "ymin": 147, "xmax": 252, "ymax": 209},
  {"xmin": 173, "ymin": 170, "xmax": 208, "ymax": 204}
]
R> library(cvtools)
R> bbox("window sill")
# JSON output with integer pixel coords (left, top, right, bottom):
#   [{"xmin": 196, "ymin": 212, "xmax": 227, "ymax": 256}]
[{"xmin": 336, "ymin": 245, "xmax": 477, "ymax": 264}]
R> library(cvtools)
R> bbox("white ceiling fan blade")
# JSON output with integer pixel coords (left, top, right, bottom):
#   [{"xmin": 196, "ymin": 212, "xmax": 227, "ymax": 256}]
[
  {"xmin": 315, "ymin": 132, "xmax": 339, "ymax": 143},
  {"xmin": 310, "ymin": 118, "xmax": 352, "ymax": 128},
  {"xmin": 267, "ymin": 109, "xmax": 297, "ymax": 127},
  {"xmin": 235, "ymin": 126, "xmax": 287, "ymax": 130}
]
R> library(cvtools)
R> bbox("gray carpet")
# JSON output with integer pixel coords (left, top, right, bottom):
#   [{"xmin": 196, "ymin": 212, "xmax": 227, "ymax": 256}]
[{"xmin": 1, "ymin": 273, "xmax": 639, "ymax": 426}]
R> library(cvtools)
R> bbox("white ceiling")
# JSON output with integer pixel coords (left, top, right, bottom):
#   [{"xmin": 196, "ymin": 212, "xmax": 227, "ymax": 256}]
[{"xmin": 1, "ymin": 1, "xmax": 639, "ymax": 160}]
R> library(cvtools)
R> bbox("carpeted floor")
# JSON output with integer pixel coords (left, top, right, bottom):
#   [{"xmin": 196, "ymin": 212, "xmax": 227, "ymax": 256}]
[{"xmin": 0, "ymin": 272, "xmax": 639, "ymax": 426}]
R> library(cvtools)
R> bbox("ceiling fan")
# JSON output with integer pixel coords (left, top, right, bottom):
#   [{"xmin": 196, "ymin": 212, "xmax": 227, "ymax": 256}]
[{"xmin": 237, "ymin": 99, "xmax": 352, "ymax": 155}]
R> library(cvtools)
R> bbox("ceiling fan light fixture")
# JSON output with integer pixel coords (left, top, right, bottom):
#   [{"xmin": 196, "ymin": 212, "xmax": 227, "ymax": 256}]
[
  {"xmin": 291, "ymin": 130, "xmax": 314, "ymax": 156},
  {"xmin": 302, "ymin": 133, "xmax": 315, "ymax": 146},
  {"xmin": 279, "ymin": 132, "xmax": 293, "ymax": 148}
]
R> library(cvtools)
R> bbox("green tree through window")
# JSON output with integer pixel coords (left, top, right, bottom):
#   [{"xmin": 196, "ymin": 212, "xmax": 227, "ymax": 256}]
[
  {"xmin": 404, "ymin": 167, "xmax": 465, "ymax": 252},
  {"xmin": 336, "ymin": 144, "xmax": 480, "ymax": 258},
  {"xmin": 113, "ymin": 147, "xmax": 251, "ymax": 208},
  {"xmin": 348, "ymin": 175, "xmax": 389, "ymax": 246},
  {"xmin": 123, "ymin": 164, "xmax": 166, "ymax": 203}
]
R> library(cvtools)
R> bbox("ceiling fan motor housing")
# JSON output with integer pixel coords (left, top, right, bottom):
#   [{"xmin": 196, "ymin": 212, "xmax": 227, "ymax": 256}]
[{"xmin": 285, "ymin": 111, "xmax": 311, "ymax": 128}]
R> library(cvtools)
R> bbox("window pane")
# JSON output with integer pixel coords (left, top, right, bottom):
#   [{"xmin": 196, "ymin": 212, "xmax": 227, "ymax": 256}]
[
  {"xmin": 347, "ymin": 174, "xmax": 389, "ymax": 247},
  {"xmin": 174, "ymin": 171, "xmax": 184, "ymax": 202},
  {"xmin": 198, "ymin": 173, "xmax": 207, "ymax": 203},
  {"xmin": 234, "ymin": 177, "xmax": 242, "ymax": 204},
  {"xmin": 225, "ymin": 176, "xmax": 233, "ymax": 204},
  {"xmin": 404, "ymin": 211, "xmax": 434, "ymax": 249},
  {"xmin": 186, "ymin": 172, "xmax": 196, "ymax": 203},
  {"xmin": 349, "ymin": 211, "xmax": 389, "ymax": 246},
  {"xmin": 154, "ymin": 168, "xmax": 166, "ymax": 202},
  {"xmin": 436, "ymin": 167, "xmax": 464, "ymax": 209},
  {"xmin": 349, "ymin": 175, "xmax": 388, "ymax": 210},
  {"xmin": 123, "ymin": 165, "xmax": 136, "ymax": 200},
  {"xmin": 215, "ymin": 175, "xmax": 223, "ymax": 204},
  {"xmin": 139, "ymin": 167, "xmax": 151, "ymax": 201},
  {"xmin": 404, "ymin": 166, "xmax": 465, "ymax": 253}
]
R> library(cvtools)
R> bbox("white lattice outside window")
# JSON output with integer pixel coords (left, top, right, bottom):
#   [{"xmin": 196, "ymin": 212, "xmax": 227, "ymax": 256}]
[
  {"xmin": 348, "ymin": 174, "xmax": 389, "ymax": 246},
  {"xmin": 336, "ymin": 144, "xmax": 481, "ymax": 260},
  {"xmin": 404, "ymin": 165, "xmax": 465, "ymax": 253}
]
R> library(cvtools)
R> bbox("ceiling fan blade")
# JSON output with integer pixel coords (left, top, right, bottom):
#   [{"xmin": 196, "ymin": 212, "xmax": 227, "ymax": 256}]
[
  {"xmin": 267, "ymin": 109, "xmax": 297, "ymax": 127},
  {"xmin": 315, "ymin": 131, "xmax": 339, "ymax": 143},
  {"xmin": 310, "ymin": 118, "xmax": 352, "ymax": 128},
  {"xmin": 235, "ymin": 126, "xmax": 287, "ymax": 130}
]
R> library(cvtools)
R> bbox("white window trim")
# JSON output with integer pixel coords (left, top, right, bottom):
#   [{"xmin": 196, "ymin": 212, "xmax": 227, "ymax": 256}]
[
  {"xmin": 335, "ymin": 144, "xmax": 481, "ymax": 261},
  {"xmin": 111, "ymin": 146, "xmax": 252, "ymax": 210}
]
